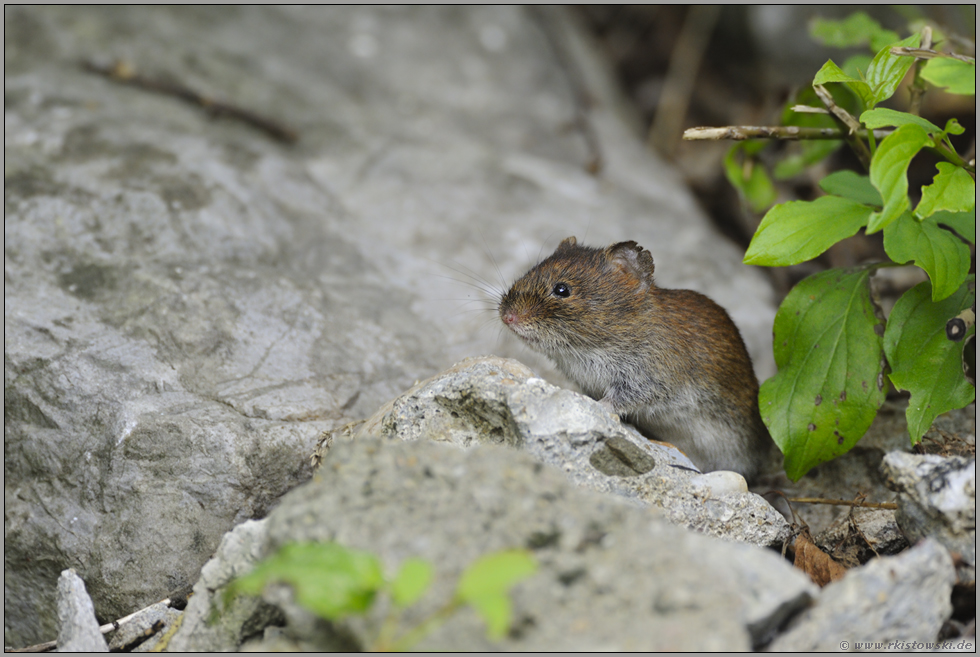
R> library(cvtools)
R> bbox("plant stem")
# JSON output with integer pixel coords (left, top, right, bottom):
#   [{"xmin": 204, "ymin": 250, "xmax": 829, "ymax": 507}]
[
  {"xmin": 683, "ymin": 126, "xmax": 891, "ymax": 141},
  {"xmin": 907, "ymin": 26, "xmax": 933, "ymax": 117},
  {"xmin": 378, "ymin": 599, "xmax": 462, "ymax": 652},
  {"xmin": 812, "ymin": 85, "xmax": 872, "ymax": 170}
]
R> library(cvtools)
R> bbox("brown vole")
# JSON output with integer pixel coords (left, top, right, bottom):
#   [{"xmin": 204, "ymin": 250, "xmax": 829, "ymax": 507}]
[{"xmin": 498, "ymin": 236, "xmax": 772, "ymax": 481}]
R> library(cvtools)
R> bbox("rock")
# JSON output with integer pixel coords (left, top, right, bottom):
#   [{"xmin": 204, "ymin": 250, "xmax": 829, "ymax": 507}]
[
  {"xmin": 170, "ymin": 437, "xmax": 816, "ymax": 651},
  {"xmin": 165, "ymin": 520, "xmax": 284, "ymax": 653},
  {"xmin": 769, "ymin": 538, "xmax": 956, "ymax": 651},
  {"xmin": 4, "ymin": 6, "xmax": 778, "ymax": 646},
  {"xmin": 814, "ymin": 508, "xmax": 909, "ymax": 567},
  {"xmin": 347, "ymin": 355, "xmax": 789, "ymax": 547},
  {"xmin": 106, "ymin": 602, "xmax": 182, "ymax": 652},
  {"xmin": 56, "ymin": 569, "xmax": 108, "ymax": 652},
  {"xmin": 882, "ymin": 452, "xmax": 976, "ymax": 582}
]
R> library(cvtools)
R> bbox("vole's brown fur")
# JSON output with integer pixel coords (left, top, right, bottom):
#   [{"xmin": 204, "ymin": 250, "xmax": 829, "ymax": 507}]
[{"xmin": 499, "ymin": 236, "xmax": 772, "ymax": 481}]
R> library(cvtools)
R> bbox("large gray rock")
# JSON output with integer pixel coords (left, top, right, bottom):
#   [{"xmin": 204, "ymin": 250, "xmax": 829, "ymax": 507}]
[
  {"xmin": 170, "ymin": 437, "xmax": 815, "ymax": 652},
  {"xmin": 351, "ymin": 355, "xmax": 789, "ymax": 546},
  {"xmin": 769, "ymin": 538, "xmax": 956, "ymax": 652},
  {"xmin": 4, "ymin": 6, "xmax": 777, "ymax": 646}
]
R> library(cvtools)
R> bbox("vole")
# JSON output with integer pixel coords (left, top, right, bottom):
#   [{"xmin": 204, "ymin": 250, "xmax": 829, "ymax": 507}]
[{"xmin": 498, "ymin": 236, "xmax": 772, "ymax": 482}]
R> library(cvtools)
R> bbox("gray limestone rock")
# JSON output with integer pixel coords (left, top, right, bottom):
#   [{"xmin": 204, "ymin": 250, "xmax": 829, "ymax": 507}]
[
  {"xmin": 170, "ymin": 437, "xmax": 816, "ymax": 651},
  {"xmin": 55, "ymin": 569, "xmax": 108, "ymax": 652},
  {"xmin": 165, "ymin": 519, "xmax": 283, "ymax": 653},
  {"xmin": 351, "ymin": 355, "xmax": 790, "ymax": 547},
  {"xmin": 769, "ymin": 538, "xmax": 956, "ymax": 651},
  {"xmin": 814, "ymin": 508, "xmax": 909, "ymax": 567},
  {"xmin": 106, "ymin": 602, "xmax": 182, "ymax": 652},
  {"xmin": 5, "ymin": 6, "xmax": 778, "ymax": 646},
  {"xmin": 882, "ymin": 452, "xmax": 976, "ymax": 581}
]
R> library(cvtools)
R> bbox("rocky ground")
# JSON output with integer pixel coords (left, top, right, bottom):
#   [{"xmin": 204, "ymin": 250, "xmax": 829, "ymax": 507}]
[{"xmin": 4, "ymin": 5, "xmax": 974, "ymax": 652}]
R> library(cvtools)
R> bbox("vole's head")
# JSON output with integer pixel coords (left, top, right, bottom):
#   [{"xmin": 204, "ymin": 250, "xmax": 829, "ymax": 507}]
[{"xmin": 498, "ymin": 236, "xmax": 656, "ymax": 354}]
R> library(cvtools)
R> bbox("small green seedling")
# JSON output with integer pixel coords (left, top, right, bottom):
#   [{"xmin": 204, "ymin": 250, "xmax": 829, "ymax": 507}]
[{"xmin": 224, "ymin": 541, "xmax": 537, "ymax": 651}]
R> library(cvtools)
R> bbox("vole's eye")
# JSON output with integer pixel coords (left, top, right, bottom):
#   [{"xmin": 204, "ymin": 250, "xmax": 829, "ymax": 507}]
[{"xmin": 552, "ymin": 282, "xmax": 571, "ymax": 298}]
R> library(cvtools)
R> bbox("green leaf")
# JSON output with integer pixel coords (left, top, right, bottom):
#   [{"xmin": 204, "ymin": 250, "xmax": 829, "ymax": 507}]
[
  {"xmin": 944, "ymin": 118, "xmax": 965, "ymax": 136},
  {"xmin": 809, "ymin": 13, "xmax": 898, "ymax": 51},
  {"xmin": 883, "ymin": 212, "xmax": 972, "ymax": 301},
  {"xmin": 469, "ymin": 593, "xmax": 511, "ymax": 640},
  {"xmin": 225, "ymin": 542, "xmax": 385, "ymax": 620},
  {"xmin": 921, "ymin": 57, "xmax": 976, "ymax": 96},
  {"xmin": 860, "ymin": 107, "xmax": 941, "ymax": 133},
  {"xmin": 456, "ymin": 550, "xmax": 536, "ymax": 602},
  {"xmin": 930, "ymin": 209, "xmax": 976, "ymax": 246},
  {"xmin": 915, "ymin": 162, "xmax": 976, "ymax": 218},
  {"xmin": 724, "ymin": 143, "xmax": 776, "ymax": 212},
  {"xmin": 884, "ymin": 277, "xmax": 976, "ymax": 443},
  {"xmin": 814, "ymin": 60, "xmax": 873, "ymax": 108},
  {"xmin": 866, "ymin": 34, "xmax": 921, "ymax": 104},
  {"xmin": 744, "ymin": 196, "xmax": 872, "ymax": 266},
  {"xmin": 868, "ymin": 124, "xmax": 933, "ymax": 233},
  {"xmin": 455, "ymin": 549, "xmax": 536, "ymax": 641},
  {"xmin": 819, "ymin": 170, "xmax": 882, "ymax": 206},
  {"xmin": 761, "ymin": 267, "xmax": 887, "ymax": 481},
  {"xmin": 391, "ymin": 558, "xmax": 433, "ymax": 608}
]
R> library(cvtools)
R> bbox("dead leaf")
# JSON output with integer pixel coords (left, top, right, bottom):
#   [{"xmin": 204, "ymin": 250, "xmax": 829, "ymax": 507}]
[{"xmin": 793, "ymin": 526, "xmax": 849, "ymax": 586}]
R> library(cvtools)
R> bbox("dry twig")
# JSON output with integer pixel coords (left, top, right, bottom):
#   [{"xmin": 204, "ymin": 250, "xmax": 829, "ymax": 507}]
[
  {"xmin": 813, "ymin": 84, "xmax": 871, "ymax": 169},
  {"xmin": 891, "ymin": 46, "xmax": 977, "ymax": 63},
  {"xmin": 683, "ymin": 125, "xmax": 891, "ymax": 141},
  {"xmin": 5, "ymin": 596, "xmax": 175, "ymax": 653},
  {"xmin": 787, "ymin": 497, "xmax": 898, "ymax": 510},
  {"xmin": 81, "ymin": 59, "xmax": 298, "ymax": 144},
  {"xmin": 647, "ymin": 4, "xmax": 721, "ymax": 156}
]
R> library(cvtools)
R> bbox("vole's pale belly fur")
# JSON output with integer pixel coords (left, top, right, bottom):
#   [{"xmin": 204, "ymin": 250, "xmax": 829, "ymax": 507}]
[{"xmin": 552, "ymin": 347, "xmax": 763, "ymax": 478}]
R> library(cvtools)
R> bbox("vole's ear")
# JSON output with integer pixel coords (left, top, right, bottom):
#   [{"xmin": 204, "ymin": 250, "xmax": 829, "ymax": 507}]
[
  {"xmin": 606, "ymin": 241, "xmax": 655, "ymax": 289},
  {"xmin": 556, "ymin": 236, "xmax": 578, "ymax": 251}
]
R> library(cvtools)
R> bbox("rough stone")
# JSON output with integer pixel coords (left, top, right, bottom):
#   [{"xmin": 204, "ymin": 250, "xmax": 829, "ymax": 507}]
[
  {"xmin": 55, "ymin": 569, "xmax": 108, "ymax": 652},
  {"xmin": 170, "ymin": 437, "xmax": 816, "ymax": 651},
  {"xmin": 105, "ymin": 602, "xmax": 182, "ymax": 652},
  {"xmin": 5, "ymin": 6, "xmax": 778, "ymax": 646},
  {"xmin": 882, "ymin": 452, "xmax": 976, "ymax": 582},
  {"xmin": 164, "ymin": 519, "xmax": 283, "ymax": 653},
  {"xmin": 814, "ymin": 508, "xmax": 909, "ymax": 567},
  {"xmin": 350, "ymin": 355, "xmax": 790, "ymax": 547},
  {"xmin": 769, "ymin": 538, "xmax": 956, "ymax": 652}
]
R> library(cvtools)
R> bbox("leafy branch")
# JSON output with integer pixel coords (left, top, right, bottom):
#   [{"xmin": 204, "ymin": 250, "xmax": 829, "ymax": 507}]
[{"xmin": 686, "ymin": 12, "xmax": 976, "ymax": 480}]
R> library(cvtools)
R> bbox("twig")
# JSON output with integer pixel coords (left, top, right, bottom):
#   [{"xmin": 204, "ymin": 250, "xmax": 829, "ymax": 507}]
[
  {"xmin": 891, "ymin": 46, "xmax": 976, "ymax": 64},
  {"xmin": 907, "ymin": 26, "xmax": 933, "ymax": 117},
  {"xmin": 791, "ymin": 105, "xmax": 830, "ymax": 114},
  {"xmin": 812, "ymin": 84, "xmax": 861, "ymax": 134},
  {"xmin": 813, "ymin": 84, "xmax": 871, "ymax": 169},
  {"xmin": 683, "ymin": 125, "xmax": 892, "ymax": 141},
  {"xmin": 787, "ymin": 497, "xmax": 898, "ymax": 510},
  {"xmin": 81, "ymin": 59, "xmax": 298, "ymax": 144},
  {"xmin": 5, "ymin": 597, "xmax": 173, "ymax": 653},
  {"xmin": 647, "ymin": 4, "xmax": 721, "ymax": 157}
]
